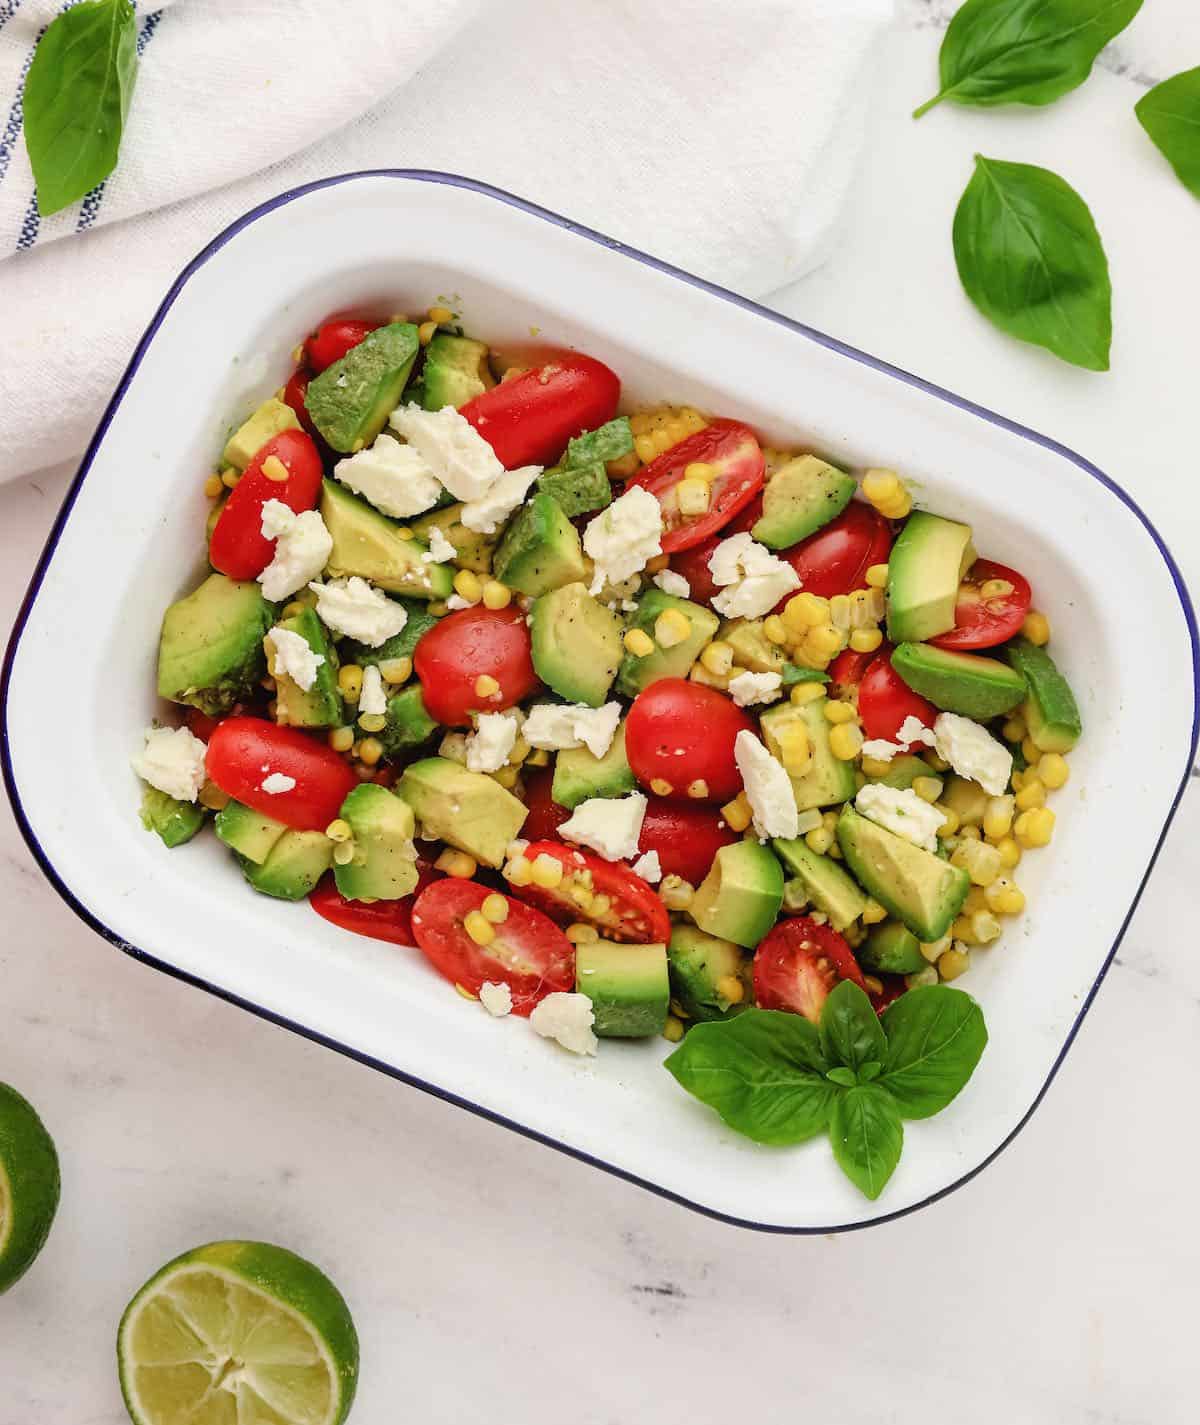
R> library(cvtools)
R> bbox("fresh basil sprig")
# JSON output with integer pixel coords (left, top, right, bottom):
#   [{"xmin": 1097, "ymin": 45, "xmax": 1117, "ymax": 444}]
[
  {"xmin": 953, "ymin": 156, "xmax": 1112, "ymax": 371},
  {"xmin": 24, "ymin": 0, "xmax": 139, "ymax": 218},
  {"xmin": 914, "ymin": 0, "xmax": 1144, "ymax": 119},
  {"xmin": 1135, "ymin": 66, "xmax": 1200, "ymax": 200},
  {"xmin": 664, "ymin": 983, "xmax": 987, "ymax": 1201}
]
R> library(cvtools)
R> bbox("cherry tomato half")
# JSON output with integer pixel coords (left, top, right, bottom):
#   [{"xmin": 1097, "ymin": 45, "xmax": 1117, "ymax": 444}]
[
  {"xmin": 520, "ymin": 766, "xmax": 571, "ymax": 842},
  {"xmin": 205, "ymin": 717, "xmax": 359, "ymax": 831},
  {"xmin": 668, "ymin": 495, "xmax": 762, "ymax": 606},
  {"xmin": 776, "ymin": 501, "xmax": 893, "ymax": 604},
  {"xmin": 628, "ymin": 420, "xmax": 764, "ymax": 554},
  {"xmin": 868, "ymin": 975, "xmax": 907, "ymax": 1015},
  {"xmin": 857, "ymin": 651, "xmax": 936, "ymax": 743},
  {"xmin": 411, "ymin": 879, "xmax": 574, "ymax": 1015},
  {"xmin": 637, "ymin": 798, "xmax": 739, "ymax": 887},
  {"xmin": 184, "ymin": 709, "xmax": 222, "ymax": 742},
  {"xmin": 929, "ymin": 558, "xmax": 1032, "ymax": 651},
  {"xmin": 625, "ymin": 678, "xmax": 755, "ymax": 803},
  {"xmin": 753, "ymin": 917, "xmax": 866, "ymax": 1024},
  {"xmin": 309, "ymin": 859, "xmax": 439, "ymax": 948},
  {"xmin": 413, "ymin": 605, "xmax": 540, "ymax": 727},
  {"xmin": 282, "ymin": 366, "xmax": 318, "ymax": 436},
  {"xmin": 512, "ymin": 842, "xmax": 671, "ymax": 945},
  {"xmin": 306, "ymin": 317, "xmax": 380, "ymax": 374},
  {"xmin": 460, "ymin": 351, "xmax": 620, "ymax": 469},
  {"xmin": 827, "ymin": 647, "xmax": 876, "ymax": 700},
  {"xmin": 208, "ymin": 429, "xmax": 324, "ymax": 581}
]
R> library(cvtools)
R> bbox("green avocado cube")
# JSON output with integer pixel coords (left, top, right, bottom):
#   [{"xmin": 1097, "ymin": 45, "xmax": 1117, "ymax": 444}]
[
  {"xmin": 223, "ymin": 397, "xmax": 301, "ymax": 471},
  {"xmin": 886, "ymin": 512, "xmax": 974, "ymax": 643},
  {"xmin": 157, "ymin": 573, "xmax": 276, "ymax": 717},
  {"xmin": 139, "ymin": 785, "xmax": 206, "ymax": 849},
  {"xmin": 335, "ymin": 784, "xmax": 418, "ymax": 902},
  {"xmin": 575, "ymin": 940, "xmax": 669, "ymax": 1037},
  {"xmin": 491, "ymin": 492, "xmax": 585, "ymax": 597},
  {"xmin": 240, "ymin": 829, "xmax": 334, "ymax": 901},
  {"xmin": 891, "ymin": 642, "xmax": 1026, "ymax": 721},
  {"xmin": 1004, "ymin": 637, "xmax": 1082, "ymax": 753},
  {"xmin": 751, "ymin": 455, "xmax": 855, "ymax": 550},
  {"xmin": 397, "ymin": 757, "xmax": 528, "ymax": 868},
  {"xmin": 689, "ymin": 841, "xmax": 783, "ymax": 949},
  {"xmin": 535, "ymin": 460, "xmax": 612, "ymax": 518},
  {"xmin": 666, "ymin": 924, "xmax": 750, "ymax": 1022},
  {"xmin": 306, "ymin": 322, "xmax": 420, "ymax": 453},
  {"xmin": 836, "ymin": 806, "xmax": 968, "ymax": 943},
  {"xmin": 530, "ymin": 582, "xmax": 624, "ymax": 706}
]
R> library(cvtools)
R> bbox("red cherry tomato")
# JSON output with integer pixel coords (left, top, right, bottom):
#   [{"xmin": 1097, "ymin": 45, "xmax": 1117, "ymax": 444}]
[
  {"xmin": 413, "ymin": 605, "xmax": 540, "ymax": 727},
  {"xmin": 512, "ymin": 842, "xmax": 671, "ymax": 944},
  {"xmin": 306, "ymin": 318, "xmax": 380, "ymax": 374},
  {"xmin": 520, "ymin": 766, "xmax": 571, "ymax": 842},
  {"xmin": 184, "ymin": 709, "xmax": 222, "ymax": 742},
  {"xmin": 309, "ymin": 859, "xmax": 439, "ymax": 947},
  {"xmin": 857, "ymin": 652, "xmax": 936, "ymax": 743},
  {"xmin": 929, "ymin": 558, "xmax": 1032, "ymax": 651},
  {"xmin": 666, "ymin": 494, "xmax": 763, "ymax": 606},
  {"xmin": 637, "ymin": 798, "xmax": 739, "ymax": 887},
  {"xmin": 411, "ymin": 879, "xmax": 574, "ymax": 1015},
  {"xmin": 753, "ymin": 917, "xmax": 866, "ymax": 1024},
  {"xmin": 205, "ymin": 717, "xmax": 358, "ymax": 831},
  {"xmin": 625, "ymin": 679, "xmax": 755, "ymax": 804},
  {"xmin": 628, "ymin": 420, "xmax": 764, "ymax": 554},
  {"xmin": 868, "ymin": 975, "xmax": 907, "ymax": 1015},
  {"xmin": 460, "ymin": 351, "xmax": 620, "ymax": 469},
  {"xmin": 827, "ymin": 647, "xmax": 876, "ymax": 699},
  {"xmin": 282, "ymin": 366, "xmax": 319, "ymax": 436},
  {"xmin": 776, "ymin": 501, "xmax": 893, "ymax": 604},
  {"xmin": 208, "ymin": 429, "xmax": 324, "ymax": 581}
]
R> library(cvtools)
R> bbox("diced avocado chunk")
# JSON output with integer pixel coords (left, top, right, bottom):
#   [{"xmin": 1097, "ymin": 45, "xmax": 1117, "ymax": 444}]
[
  {"xmin": 334, "ymin": 784, "xmax": 418, "ymax": 902},
  {"xmin": 305, "ymin": 322, "xmax": 420, "ymax": 453},
  {"xmin": 837, "ymin": 805, "xmax": 968, "ymax": 942},
  {"xmin": 858, "ymin": 921, "xmax": 926, "ymax": 976},
  {"xmin": 530, "ymin": 582, "xmax": 623, "ymax": 706},
  {"xmin": 575, "ymin": 940, "xmax": 669, "ymax": 1037},
  {"xmin": 409, "ymin": 503, "xmax": 498, "ymax": 575},
  {"xmin": 378, "ymin": 683, "xmax": 440, "ymax": 758},
  {"xmin": 157, "ymin": 573, "xmax": 276, "ymax": 716},
  {"xmin": 751, "ymin": 455, "xmax": 856, "ymax": 549},
  {"xmin": 418, "ymin": 334, "xmax": 493, "ymax": 410},
  {"xmin": 721, "ymin": 618, "xmax": 786, "ymax": 674},
  {"xmin": 536, "ymin": 461, "xmax": 612, "ymax": 518},
  {"xmin": 862, "ymin": 753, "xmax": 929, "ymax": 791},
  {"xmin": 321, "ymin": 480, "xmax": 453, "ymax": 599},
  {"xmin": 690, "ymin": 841, "xmax": 784, "ymax": 948},
  {"xmin": 760, "ymin": 698, "xmax": 856, "ymax": 812},
  {"xmin": 397, "ymin": 757, "xmax": 527, "ymax": 867},
  {"xmin": 772, "ymin": 836, "xmax": 867, "ymax": 931},
  {"xmin": 552, "ymin": 723, "xmax": 634, "ymax": 809},
  {"xmin": 1004, "ymin": 637, "xmax": 1082, "ymax": 753},
  {"xmin": 268, "ymin": 607, "xmax": 341, "ymax": 729},
  {"xmin": 241, "ymin": 829, "xmax": 334, "ymax": 901},
  {"xmin": 340, "ymin": 600, "xmax": 439, "ymax": 668},
  {"xmin": 616, "ymin": 590, "xmax": 719, "ymax": 697},
  {"xmin": 139, "ymin": 785, "xmax": 206, "ymax": 849},
  {"xmin": 666, "ymin": 924, "xmax": 751, "ymax": 1022},
  {"xmin": 223, "ymin": 397, "xmax": 301, "ymax": 471},
  {"xmin": 892, "ymin": 642, "xmax": 1025, "ymax": 720},
  {"xmin": 215, "ymin": 799, "xmax": 289, "ymax": 865},
  {"xmin": 566, "ymin": 418, "xmax": 634, "ymax": 467},
  {"xmin": 492, "ymin": 492, "xmax": 585, "ymax": 596},
  {"xmin": 886, "ymin": 512, "xmax": 974, "ymax": 643}
]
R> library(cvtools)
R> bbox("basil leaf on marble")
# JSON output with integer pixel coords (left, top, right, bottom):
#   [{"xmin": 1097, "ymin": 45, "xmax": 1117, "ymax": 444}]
[{"xmin": 1135, "ymin": 66, "xmax": 1200, "ymax": 199}]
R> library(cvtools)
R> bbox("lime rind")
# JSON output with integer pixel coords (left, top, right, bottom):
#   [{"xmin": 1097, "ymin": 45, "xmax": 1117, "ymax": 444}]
[{"xmin": 0, "ymin": 1081, "xmax": 61, "ymax": 1294}]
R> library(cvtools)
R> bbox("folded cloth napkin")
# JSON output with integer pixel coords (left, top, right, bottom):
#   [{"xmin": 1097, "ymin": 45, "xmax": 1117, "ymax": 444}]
[{"xmin": 0, "ymin": 0, "xmax": 892, "ymax": 483}]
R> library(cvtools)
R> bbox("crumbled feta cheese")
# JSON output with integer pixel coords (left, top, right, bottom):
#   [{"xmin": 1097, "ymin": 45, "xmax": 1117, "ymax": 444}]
[
  {"xmin": 421, "ymin": 526, "xmax": 456, "ymax": 563},
  {"xmin": 530, "ymin": 992, "xmax": 598, "ymax": 1055},
  {"xmin": 333, "ymin": 432, "xmax": 442, "ymax": 518},
  {"xmin": 465, "ymin": 710, "xmax": 521, "ymax": 773},
  {"xmin": 261, "ymin": 772, "xmax": 296, "ymax": 795},
  {"xmin": 727, "ymin": 670, "xmax": 783, "ymax": 708},
  {"xmin": 733, "ymin": 731, "xmax": 799, "ymax": 840},
  {"xmin": 855, "ymin": 784, "xmax": 943, "ymax": 853},
  {"xmin": 653, "ymin": 569, "xmax": 690, "ymax": 598},
  {"xmin": 309, "ymin": 576, "xmax": 409, "ymax": 646},
  {"xmin": 445, "ymin": 593, "xmax": 475, "ymax": 611},
  {"xmin": 389, "ymin": 404, "xmax": 504, "ymax": 501},
  {"xmin": 860, "ymin": 715, "xmax": 938, "ymax": 763},
  {"xmin": 631, "ymin": 849, "xmax": 662, "ymax": 883},
  {"xmin": 584, "ymin": 486, "xmax": 663, "ymax": 595},
  {"xmin": 708, "ymin": 533, "xmax": 801, "ymax": 620},
  {"xmin": 934, "ymin": 712, "xmax": 1013, "ymax": 796},
  {"xmin": 559, "ymin": 792, "xmax": 647, "ymax": 862},
  {"xmin": 359, "ymin": 664, "xmax": 388, "ymax": 716},
  {"xmin": 268, "ymin": 625, "xmax": 324, "ymax": 692},
  {"xmin": 132, "ymin": 726, "xmax": 208, "ymax": 804},
  {"xmin": 259, "ymin": 500, "xmax": 333, "ymax": 601},
  {"xmin": 521, "ymin": 702, "xmax": 622, "ymax": 759},
  {"xmin": 479, "ymin": 981, "xmax": 513, "ymax": 1017},
  {"xmin": 460, "ymin": 464, "xmax": 542, "ymax": 534}
]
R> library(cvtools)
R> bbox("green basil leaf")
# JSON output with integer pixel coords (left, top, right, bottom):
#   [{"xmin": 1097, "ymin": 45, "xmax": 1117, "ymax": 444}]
[
  {"xmin": 858, "ymin": 1060, "xmax": 882, "ymax": 1083},
  {"xmin": 914, "ymin": 0, "xmax": 1144, "ymax": 118},
  {"xmin": 1136, "ymin": 66, "xmax": 1200, "ymax": 200},
  {"xmin": 24, "ymin": 0, "xmax": 139, "ymax": 217},
  {"xmin": 826, "ymin": 1066, "xmax": 857, "ymax": 1088},
  {"xmin": 879, "ymin": 985, "xmax": 988, "ymax": 1119},
  {"xmin": 664, "ymin": 1008, "xmax": 836, "ymax": 1146},
  {"xmin": 829, "ymin": 1086, "xmax": 904, "ymax": 1200},
  {"xmin": 952, "ymin": 155, "xmax": 1112, "ymax": 371},
  {"xmin": 819, "ymin": 980, "xmax": 887, "ymax": 1073}
]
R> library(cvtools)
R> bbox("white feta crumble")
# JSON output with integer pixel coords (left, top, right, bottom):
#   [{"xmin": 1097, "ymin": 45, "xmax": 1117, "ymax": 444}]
[
  {"xmin": 529, "ymin": 992, "xmax": 598, "ymax": 1056},
  {"xmin": 465, "ymin": 710, "xmax": 521, "ymax": 773},
  {"xmin": 388, "ymin": 403, "xmax": 504, "ymax": 502},
  {"xmin": 460, "ymin": 464, "xmax": 542, "ymax": 534},
  {"xmin": 583, "ymin": 486, "xmax": 663, "ymax": 595},
  {"xmin": 268, "ymin": 625, "xmax": 324, "ymax": 692},
  {"xmin": 333, "ymin": 432, "xmax": 442, "ymax": 519},
  {"xmin": 707, "ymin": 533, "xmax": 801, "ymax": 620},
  {"xmin": 934, "ymin": 712, "xmax": 1013, "ymax": 796},
  {"xmin": 653, "ymin": 568, "xmax": 690, "ymax": 598},
  {"xmin": 631, "ymin": 849, "xmax": 662, "ymax": 883},
  {"xmin": 421, "ymin": 526, "xmax": 456, "ymax": 563},
  {"xmin": 855, "ymin": 784, "xmax": 944, "ymax": 853},
  {"xmin": 521, "ymin": 702, "xmax": 621, "ymax": 759},
  {"xmin": 860, "ymin": 715, "xmax": 938, "ymax": 763},
  {"xmin": 309, "ymin": 576, "xmax": 408, "ymax": 646},
  {"xmin": 359, "ymin": 664, "xmax": 388, "ymax": 716},
  {"xmin": 132, "ymin": 726, "xmax": 208, "ymax": 804},
  {"xmin": 258, "ymin": 500, "xmax": 333, "ymax": 602},
  {"xmin": 559, "ymin": 792, "xmax": 648, "ymax": 862},
  {"xmin": 445, "ymin": 593, "xmax": 476, "ymax": 611},
  {"xmin": 733, "ymin": 731, "xmax": 798, "ymax": 841},
  {"xmin": 727, "ymin": 670, "xmax": 783, "ymax": 708},
  {"xmin": 479, "ymin": 981, "xmax": 513, "ymax": 1017},
  {"xmin": 261, "ymin": 772, "xmax": 297, "ymax": 795}
]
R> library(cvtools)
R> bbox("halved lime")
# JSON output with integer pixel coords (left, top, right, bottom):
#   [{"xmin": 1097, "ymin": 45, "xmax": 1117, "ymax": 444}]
[
  {"xmin": 118, "ymin": 1240, "xmax": 359, "ymax": 1425},
  {"xmin": 0, "ymin": 1081, "xmax": 61, "ymax": 1294}
]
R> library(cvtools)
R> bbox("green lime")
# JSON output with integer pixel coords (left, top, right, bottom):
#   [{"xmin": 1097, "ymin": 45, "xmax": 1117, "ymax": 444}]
[
  {"xmin": 118, "ymin": 1240, "xmax": 359, "ymax": 1425},
  {"xmin": 0, "ymin": 1081, "xmax": 61, "ymax": 1294}
]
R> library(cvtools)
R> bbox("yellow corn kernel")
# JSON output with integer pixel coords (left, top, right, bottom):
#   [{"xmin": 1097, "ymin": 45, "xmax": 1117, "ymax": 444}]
[
  {"xmin": 525, "ymin": 747, "xmax": 550, "ymax": 767},
  {"xmin": 453, "ymin": 569, "xmax": 482, "ymax": 603},
  {"xmin": 783, "ymin": 592, "xmax": 829, "ymax": 632},
  {"xmin": 984, "ymin": 877, "xmax": 1026, "ymax": 915},
  {"xmin": 428, "ymin": 601, "xmax": 448, "ymax": 616},
  {"xmin": 655, "ymin": 608, "xmax": 692, "ymax": 648},
  {"xmin": 474, "ymin": 674, "xmax": 500, "ymax": 699},
  {"xmin": 715, "ymin": 974, "xmax": 745, "ymax": 1005},
  {"xmin": 912, "ymin": 775, "xmax": 943, "ymax": 804},
  {"xmin": 427, "ymin": 305, "xmax": 454, "ymax": 325},
  {"xmin": 848, "ymin": 627, "xmax": 884, "ymax": 654},
  {"xmin": 1022, "ymin": 610, "xmax": 1051, "ymax": 645},
  {"xmin": 861, "ymin": 899, "xmax": 888, "ymax": 926},
  {"xmin": 221, "ymin": 468, "xmax": 241, "ymax": 490},
  {"xmin": 418, "ymin": 320, "xmax": 438, "ymax": 345},
  {"xmin": 829, "ymin": 594, "xmax": 852, "ymax": 632},
  {"xmin": 687, "ymin": 779, "xmax": 709, "ymax": 799},
  {"xmin": 951, "ymin": 838, "xmax": 1003, "ymax": 887},
  {"xmin": 436, "ymin": 849, "xmax": 477, "ymax": 878},
  {"xmin": 261, "ymin": 454, "xmax": 290, "ymax": 484},
  {"xmin": 1015, "ymin": 778, "xmax": 1046, "ymax": 811},
  {"xmin": 865, "ymin": 563, "xmax": 889, "ymax": 589},
  {"xmin": 634, "ymin": 435, "xmax": 659, "ymax": 463},
  {"xmin": 879, "ymin": 494, "xmax": 913, "ymax": 520},
  {"xmin": 1019, "ymin": 736, "xmax": 1040, "ymax": 766},
  {"xmin": 982, "ymin": 795, "xmax": 1015, "ymax": 842},
  {"xmin": 338, "ymin": 665, "xmax": 364, "ymax": 701},
  {"xmin": 503, "ymin": 855, "xmax": 533, "ymax": 886},
  {"xmin": 1038, "ymin": 753, "xmax": 1069, "ymax": 790},
  {"xmin": 980, "ymin": 578, "xmax": 1014, "ymax": 600},
  {"xmin": 649, "ymin": 777, "xmax": 674, "ymax": 796},
  {"xmin": 198, "ymin": 781, "xmax": 230, "ymax": 811},
  {"xmin": 482, "ymin": 580, "xmax": 512, "ymax": 610},
  {"xmin": 324, "ymin": 819, "xmax": 352, "ymax": 843},
  {"xmin": 996, "ymin": 836, "xmax": 1022, "ymax": 869},
  {"xmin": 332, "ymin": 840, "xmax": 356, "ymax": 866},
  {"xmin": 700, "ymin": 640, "xmax": 734, "ymax": 676},
  {"xmin": 958, "ymin": 824, "xmax": 981, "ymax": 841},
  {"xmin": 829, "ymin": 724, "xmax": 864, "ymax": 761},
  {"xmin": 689, "ymin": 662, "xmax": 728, "ymax": 689},
  {"xmin": 806, "ymin": 624, "xmax": 843, "ymax": 658},
  {"xmin": 951, "ymin": 916, "xmax": 976, "ymax": 945},
  {"xmin": 358, "ymin": 712, "xmax": 387, "ymax": 734},
  {"xmin": 328, "ymin": 726, "xmax": 356, "ymax": 754},
  {"xmin": 624, "ymin": 628, "xmax": 655, "ymax": 658},
  {"xmin": 480, "ymin": 893, "xmax": 509, "ymax": 925},
  {"xmin": 531, "ymin": 853, "xmax": 564, "ymax": 888},
  {"xmin": 203, "ymin": 474, "xmax": 224, "ymax": 499},
  {"xmin": 805, "ymin": 826, "xmax": 835, "ymax": 855},
  {"xmin": 1002, "ymin": 715, "xmax": 1027, "ymax": 743},
  {"xmin": 859, "ymin": 756, "xmax": 891, "ymax": 778},
  {"xmin": 675, "ymin": 478, "xmax": 710, "ymax": 516},
  {"xmin": 921, "ymin": 934, "xmax": 951, "ymax": 963},
  {"xmin": 1010, "ymin": 769, "xmax": 1027, "ymax": 793},
  {"xmin": 936, "ymin": 804, "xmax": 960, "ymax": 837},
  {"xmin": 663, "ymin": 1015, "xmax": 685, "ymax": 1043},
  {"xmin": 454, "ymin": 983, "xmax": 477, "ymax": 1001},
  {"xmin": 660, "ymin": 875, "xmax": 695, "ymax": 911},
  {"xmin": 970, "ymin": 911, "xmax": 1002, "ymax": 945},
  {"xmin": 938, "ymin": 947, "xmax": 970, "ymax": 981},
  {"xmin": 790, "ymin": 682, "xmax": 825, "ymax": 706},
  {"xmin": 681, "ymin": 462, "xmax": 714, "ymax": 484},
  {"xmin": 358, "ymin": 737, "xmax": 384, "ymax": 766},
  {"xmin": 763, "ymin": 615, "xmax": 788, "ymax": 646},
  {"xmin": 776, "ymin": 723, "xmax": 812, "ymax": 776},
  {"xmin": 565, "ymin": 923, "xmax": 599, "ymax": 945},
  {"xmin": 1015, "ymin": 807, "xmax": 1055, "ymax": 848},
  {"xmin": 962, "ymin": 886, "xmax": 989, "ymax": 916},
  {"xmin": 378, "ymin": 656, "xmax": 413, "ymax": 685},
  {"xmin": 464, "ymin": 910, "xmax": 495, "ymax": 946},
  {"xmin": 721, "ymin": 794, "xmax": 753, "ymax": 832}
]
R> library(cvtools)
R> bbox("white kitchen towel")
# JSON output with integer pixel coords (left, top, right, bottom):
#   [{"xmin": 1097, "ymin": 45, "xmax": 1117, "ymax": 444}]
[{"xmin": 0, "ymin": 0, "xmax": 892, "ymax": 482}]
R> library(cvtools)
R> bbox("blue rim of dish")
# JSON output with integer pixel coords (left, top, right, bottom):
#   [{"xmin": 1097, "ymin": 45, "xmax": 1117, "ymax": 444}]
[{"xmin": 3, "ymin": 169, "xmax": 1198, "ymax": 1234}]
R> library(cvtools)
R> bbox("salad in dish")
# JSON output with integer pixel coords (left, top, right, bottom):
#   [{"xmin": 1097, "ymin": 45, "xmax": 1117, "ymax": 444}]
[{"xmin": 135, "ymin": 305, "xmax": 1082, "ymax": 1198}]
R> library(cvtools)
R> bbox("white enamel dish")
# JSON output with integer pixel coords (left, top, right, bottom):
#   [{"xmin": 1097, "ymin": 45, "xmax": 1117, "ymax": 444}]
[{"xmin": 4, "ymin": 172, "xmax": 1197, "ymax": 1232}]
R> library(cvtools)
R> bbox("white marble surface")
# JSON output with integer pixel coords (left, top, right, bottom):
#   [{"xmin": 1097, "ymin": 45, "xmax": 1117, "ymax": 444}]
[{"xmin": 3, "ymin": 5, "xmax": 1200, "ymax": 1422}]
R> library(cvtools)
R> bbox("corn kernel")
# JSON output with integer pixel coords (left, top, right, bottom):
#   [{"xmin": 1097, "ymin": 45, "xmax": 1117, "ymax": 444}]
[
  {"xmin": 634, "ymin": 435, "xmax": 658, "ymax": 464},
  {"xmin": 328, "ymin": 726, "xmax": 355, "ymax": 754},
  {"xmin": 970, "ymin": 911, "xmax": 1002, "ymax": 945},
  {"xmin": 261, "ymin": 454, "xmax": 290, "ymax": 484},
  {"xmin": 198, "ymin": 781, "xmax": 230, "ymax": 811},
  {"xmin": 655, "ymin": 608, "xmax": 692, "ymax": 648},
  {"xmin": 1022, "ymin": 610, "xmax": 1051, "ymax": 645},
  {"xmin": 1038, "ymin": 753, "xmax": 1069, "ymax": 790},
  {"xmin": 1015, "ymin": 778, "xmax": 1046, "ymax": 811},
  {"xmin": 776, "ymin": 723, "xmax": 812, "ymax": 775},
  {"xmin": 531, "ymin": 853, "xmax": 564, "ymax": 888},
  {"xmin": 790, "ymin": 682, "xmax": 825, "ymax": 705},
  {"xmin": 984, "ymin": 877, "xmax": 1026, "ymax": 915},
  {"xmin": 355, "ymin": 709, "xmax": 386, "ymax": 733},
  {"xmin": 504, "ymin": 855, "xmax": 533, "ymax": 886},
  {"xmin": 492, "ymin": 765, "xmax": 520, "ymax": 790},
  {"xmin": 203, "ymin": 474, "xmax": 224, "ymax": 499},
  {"xmin": 358, "ymin": 737, "xmax": 383, "ymax": 766},
  {"xmin": 338, "ymin": 665, "xmax": 364, "ymax": 701},
  {"xmin": 332, "ymin": 840, "xmax": 356, "ymax": 866},
  {"xmin": 784, "ymin": 592, "xmax": 829, "ymax": 632},
  {"xmin": 323, "ymin": 819, "xmax": 351, "ymax": 843},
  {"xmin": 418, "ymin": 320, "xmax": 438, "ymax": 345},
  {"xmin": 624, "ymin": 628, "xmax": 655, "ymax": 658},
  {"xmin": 660, "ymin": 875, "xmax": 694, "ymax": 910},
  {"xmin": 464, "ymin": 910, "xmax": 495, "ymax": 946},
  {"xmin": 525, "ymin": 747, "xmax": 550, "ymax": 767},
  {"xmin": 805, "ymin": 826, "xmax": 835, "ymax": 855},
  {"xmin": 907, "ymin": 966, "xmax": 939, "ymax": 989},
  {"xmin": 861, "ymin": 898, "xmax": 888, "ymax": 925},
  {"xmin": 1002, "ymin": 716, "xmax": 1026, "ymax": 743},
  {"xmin": 689, "ymin": 662, "xmax": 728, "ymax": 689},
  {"xmin": 958, "ymin": 824, "xmax": 981, "ymax": 841},
  {"xmin": 663, "ymin": 1016, "xmax": 685, "ymax": 1043},
  {"xmin": 849, "ymin": 627, "xmax": 884, "ymax": 653},
  {"xmin": 763, "ymin": 615, "xmax": 788, "ymax": 646},
  {"xmin": 952, "ymin": 838, "xmax": 1003, "ymax": 887},
  {"xmin": 474, "ymin": 674, "xmax": 500, "ymax": 699},
  {"xmin": 477, "ymin": 579, "xmax": 511, "ymax": 611},
  {"xmin": 377, "ymin": 657, "xmax": 412, "ymax": 686},
  {"xmin": 427, "ymin": 305, "xmax": 454, "ymax": 325},
  {"xmin": 938, "ymin": 947, "xmax": 970, "ymax": 981},
  {"xmin": 982, "ymin": 795, "xmax": 1015, "ymax": 842},
  {"xmin": 675, "ymin": 478, "xmax": 710, "ymax": 516},
  {"xmin": 865, "ymin": 563, "xmax": 889, "ymax": 589},
  {"xmin": 566, "ymin": 923, "xmax": 599, "ymax": 944},
  {"xmin": 879, "ymin": 494, "xmax": 913, "ymax": 519},
  {"xmin": 453, "ymin": 569, "xmax": 482, "ymax": 603},
  {"xmin": 700, "ymin": 640, "xmax": 734, "ymax": 676},
  {"xmin": 436, "ymin": 849, "xmax": 477, "ymax": 878},
  {"xmin": 980, "ymin": 578, "xmax": 1015, "ymax": 600},
  {"xmin": 829, "ymin": 723, "xmax": 864, "ymax": 761},
  {"xmin": 996, "ymin": 836, "xmax": 1022, "ymax": 869},
  {"xmin": 823, "ymin": 699, "xmax": 856, "ymax": 727},
  {"xmin": 478, "ymin": 893, "xmax": 509, "ymax": 925},
  {"xmin": 715, "ymin": 974, "xmax": 745, "ymax": 1005},
  {"xmin": 221, "ymin": 468, "xmax": 241, "ymax": 490},
  {"xmin": 722, "ymin": 794, "xmax": 753, "ymax": 832},
  {"xmin": 806, "ymin": 623, "xmax": 843, "ymax": 658},
  {"xmin": 912, "ymin": 775, "xmax": 943, "ymax": 804},
  {"xmin": 1015, "ymin": 807, "xmax": 1055, "ymax": 848},
  {"xmin": 649, "ymin": 777, "xmax": 674, "ymax": 796},
  {"xmin": 921, "ymin": 934, "xmax": 952, "ymax": 963},
  {"xmin": 859, "ymin": 756, "xmax": 891, "ymax": 778},
  {"xmin": 687, "ymin": 779, "xmax": 709, "ymax": 799},
  {"xmin": 829, "ymin": 595, "xmax": 853, "ymax": 632},
  {"xmin": 936, "ymin": 805, "xmax": 960, "ymax": 837}
]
